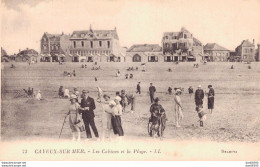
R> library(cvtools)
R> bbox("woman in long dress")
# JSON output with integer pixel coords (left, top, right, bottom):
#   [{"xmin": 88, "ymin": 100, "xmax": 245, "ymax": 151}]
[
  {"xmin": 67, "ymin": 94, "xmax": 81, "ymax": 141},
  {"xmin": 111, "ymin": 96, "xmax": 124, "ymax": 137},
  {"xmin": 207, "ymin": 85, "xmax": 215, "ymax": 114},
  {"xmin": 173, "ymin": 89, "xmax": 184, "ymax": 128},
  {"xmin": 100, "ymin": 94, "xmax": 114, "ymax": 140}
]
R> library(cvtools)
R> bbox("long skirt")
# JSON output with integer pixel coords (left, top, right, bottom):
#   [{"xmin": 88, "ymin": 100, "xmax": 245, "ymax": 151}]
[
  {"xmin": 69, "ymin": 115, "xmax": 80, "ymax": 132},
  {"xmin": 208, "ymin": 97, "xmax": 214, "ymax": 109},
  {"xmin": 111, "ymin": 116, "xmax": 124, "ymax": 136}
]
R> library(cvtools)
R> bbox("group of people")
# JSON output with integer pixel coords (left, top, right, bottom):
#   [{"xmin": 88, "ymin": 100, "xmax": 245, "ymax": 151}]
[
  {"xmin": 148, "ymin": 83, "xmax": 215, "ymax": 129},
  {"xmin": 64, "ymin": 82, "xmax": 215, "ymax": 141},
  {"xmin": 58, "ymin": 86, "xmax": 71, "ymax": 98},
  {"xmin": 125, "ymin": 73, "xmax": 134, "ymax": 79},
  {"xmin": 127, "ymin": 66, "xmax": 138, "ymax": 71},
  {"xmin": 64, "ymin": 70, "xmax": 76, "ymax": 77},
  {"xmin": 67, "ymin": 89, "xmax": 126, "ymax": 141}
]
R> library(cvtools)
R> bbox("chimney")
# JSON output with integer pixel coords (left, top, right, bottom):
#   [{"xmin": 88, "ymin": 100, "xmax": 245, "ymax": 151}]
[
  {"xmin": 114, "ymin": 26, "xmax": 117, "ymax": 31},
  {"xmin": 19, "ymin": 49, "xmax": 21, "ymax": 52},
  {"xmin": 253, "ymin": 39, "xmax": 255, "ymax": 45},
  {"xmin": 26, "ymin": 48, "xmax": 28, "ymax": 50},
  {"xmin": 62, "ymin": 32, "xmax": 64, "ymax": 35}
]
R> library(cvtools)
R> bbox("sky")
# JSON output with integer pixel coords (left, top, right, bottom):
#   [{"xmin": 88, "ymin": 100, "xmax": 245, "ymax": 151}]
[{"xmin": 1, "ymin": 0, "xmax": 260, "ymax": 54}]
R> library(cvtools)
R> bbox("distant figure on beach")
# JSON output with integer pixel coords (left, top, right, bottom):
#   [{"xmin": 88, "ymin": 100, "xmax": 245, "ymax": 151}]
[
  {"xmin": 116, "ymin": 70, "xmax": 120, "ymax": 77},
  {"xmin": 73, "ymin": 70, "xmax": 76, "ymax": 77},
  {"xmin": 149, "ymin": 83, "xmax": 156, "ymax": 103},
  {"xmin": 136, "ymin": 82, "xmax": 141, "ymax": 94},
  {"xmin": 125, "ymin": 74, "xmax": 129, "ymax": 79},
  {"xmin": 231, "ymin": 65, "xmax": 234, "ymax": 69},
  {"xmin": 58, "ymin": 86, "xmax": 64, "ymax": 98},
  {"xmin": 127, "ymin": 94, "xmax": 136, "ymax": 113},
  {"xmin": 173, "ymin": 89, "xmax": 183, "ymax": 128},
  {"xmin": 188, "ymin": 86, "xmax": 193, "ymax": 98},
  {"xmin": 168, "ymin": 87, "xmax": 172, "ymax": 95},
  {"xmin": 207, "ymin": 85, "xmax": 215, "ymax": 114},
  {"xmin": 64, "ymin": 88, "xmax": 70, "ymax": 98},
  {"xmin": 35, "ymin": 90, "xmax": 42, "ymax": 100},
  {"xmin": 195, "ymin": 85, "xmax": 204, "ymax": 108},
  {"xmin": 120, "ymin": 90, "xmax": 128, "ymax": 112},
  {"xmin": 248, "ymin": 65, "xmax": 251, "ymax": 69},
  {"xmin": 129, "ymin": 74, "xmax": 133, "ymax": 79}
]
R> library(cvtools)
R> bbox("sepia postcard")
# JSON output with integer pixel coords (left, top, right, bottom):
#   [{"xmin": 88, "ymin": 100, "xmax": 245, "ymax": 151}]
[{"xmin": 1, "ymin": 0, "xmax": 260, "ymax": 162}]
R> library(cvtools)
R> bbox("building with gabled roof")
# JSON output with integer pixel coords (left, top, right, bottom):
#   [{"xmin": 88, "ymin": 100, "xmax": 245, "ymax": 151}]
[
  {"xmin": 162, "ymin": 27, "xmax": 203, "ymax": 62},
  {"xmin": 235, "ymin": 39, "xmax": 255, "ymax": 62},
  {"xmin": 1, "ymin": 47, "xmax": 9, "ymax": 62},
  {"xmin": 15, "ymin": 48, "xmax": 40, "ymax": 62},
  {"xmin": 41, "ymin": 32, "xmax": 70, "ymax": 62},
  {"xmin": 126, "ymin": 44, "xmax": 163, "ymax": 63},
  {"xmin": 203, "ymin": 43, "xmax": 230, "ymax": 61},
  {"xmin": 69, "ymin": 25, "xmax": 124, "ymax": 62}
]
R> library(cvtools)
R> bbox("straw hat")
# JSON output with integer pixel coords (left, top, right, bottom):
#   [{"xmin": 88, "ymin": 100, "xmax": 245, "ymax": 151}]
[{"xmin": 70, "ymin": 94, "xmax": 77, "ymax": 100}]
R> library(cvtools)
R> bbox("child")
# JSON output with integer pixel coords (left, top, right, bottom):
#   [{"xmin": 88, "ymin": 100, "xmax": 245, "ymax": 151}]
[{"xmin": 196, "ymin": 106, "xmax": 207, "ymax": 127}]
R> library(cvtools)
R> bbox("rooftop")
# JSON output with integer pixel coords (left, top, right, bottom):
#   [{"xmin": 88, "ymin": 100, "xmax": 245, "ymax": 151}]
[
  {"xmin": 204, "ymin": 43, "xmax": 229, "ymax": 51},
  {"xmin": 127, "ymin": 44, "xmax": 162, "ymax": 52}
]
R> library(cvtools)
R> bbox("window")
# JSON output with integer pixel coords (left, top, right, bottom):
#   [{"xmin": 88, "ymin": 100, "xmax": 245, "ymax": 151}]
[
  {"xmin": 90, "ymin": 41, "xmax": 93, "ymax": 48},
  {"xmin": 43, "ymin": 45, "xmax": 47, "ymax": 50},
  {"xmin": 99, "ymin": 41, "xmax": 102, "ymax": 47},
  {"xmin": 165, "ymin": 36, "xmax": 168, "ymax": 39},
  {"xmin": 184, "ymin": 34, "xmax": 187, "ymax": 39},
  {"xmin": 107, "ymin": 41, "xmax": 110, "ymax": 48},
  {"xmin": 250, "ymin": 48, "xmax": 253, "ymax": 53},
  {"xmin": 81, "ymin": 41, "xmax": 84, "ymax": 47},
  {"xmin": 73, "ymin": 41, "xmax": 76, "ymax": 48}
]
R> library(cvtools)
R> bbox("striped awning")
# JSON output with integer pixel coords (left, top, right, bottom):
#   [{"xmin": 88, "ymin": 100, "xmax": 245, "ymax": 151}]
[{"xmin": 59, "ymin": 54, "xmax": 65, "ymax": 57}]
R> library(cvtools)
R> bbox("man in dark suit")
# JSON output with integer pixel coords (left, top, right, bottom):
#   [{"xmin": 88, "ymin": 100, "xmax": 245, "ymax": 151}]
[
  {"xmin": 195, "ymin": 85, "xmax": 204, "ymax": 108},
  {"xmin": 136, "ymin": 82, "xmax": 141, "ymax": 94},
  {"xmin": 149, "ymin": 83, "xmax": 156, "ymax": 103},
  {"xmin": 79, "ymin": 90, "xmax": 99, "ymax": 139}
]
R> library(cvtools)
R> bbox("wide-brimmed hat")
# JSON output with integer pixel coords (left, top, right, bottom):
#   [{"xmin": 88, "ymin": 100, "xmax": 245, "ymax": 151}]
[
  {"xmin": 82, "ymin": 90, "xmax": 89, "ymax": 94},
  {"xmin": 176, "ymin": 89, "xmax": 181, "ymax": 93},
  {"xmin": 208, "ymin": 85, "xmax": 212, "ymax": 88},
  {"xmin": 198, "ymin": 85, "xmax": 202, "ymax": 88},
  {"xmin": 114, "ymin": 96, "xmax": 121, "ymax": 101},
  {"xmin": 70, "ymin": 94, "xmax": 77, "ymax": 100}
]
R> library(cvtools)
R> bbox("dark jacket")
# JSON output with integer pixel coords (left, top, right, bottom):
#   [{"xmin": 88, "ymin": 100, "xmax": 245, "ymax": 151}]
[
  {"xmin": 195, "ymin": 89, "xmax": 204, "ymax": 104},
  {"xmin": 149, "ymin": 103, "xmax": 166, "ymax": 124},
  {"xmin": 80, "ymin": 97, "xmax": 96, "ymax": 118},
  {"xmin": 149, "ymin": 86, "xmax": 156, "ymax": 95},
  {"xmin": 208, "ymin": 88, "xmax": 215, "ymax": 98},
  {"xmin": 137, "ymin": 84, "xmax": 141, "ymax": 90}
]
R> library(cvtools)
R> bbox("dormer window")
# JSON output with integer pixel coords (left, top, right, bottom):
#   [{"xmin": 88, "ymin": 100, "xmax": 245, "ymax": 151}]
[
  {"xmin": 165, "ymin": 36, "xmax": 168, "ymax": 39},
  {"xmin": 81, "ymin": 34, "xmax": 85, "ymax": 37}
]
